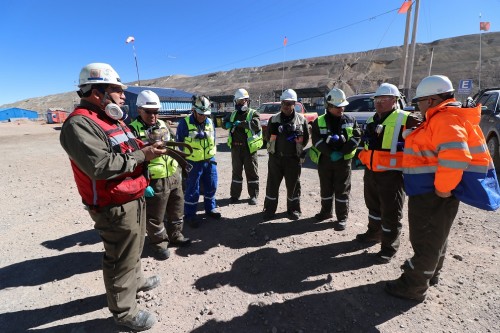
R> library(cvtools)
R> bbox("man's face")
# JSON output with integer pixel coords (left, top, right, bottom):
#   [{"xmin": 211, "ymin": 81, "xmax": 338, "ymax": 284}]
[
  {"xmin": 374, "ymin": 96, "xmax": 397, "ymax": 113},
  {"xmin": 139, "ymin": 107, "xmax": 159, "ymax": 126},
  {"xmin": 194, "ymin": 111, "xmax": 208, "ymax": 123},
  {"xmin": 326, "ymin": 104, "xmax": 344, "ymax": 117},
  {"xmin": 280, "ymin": 100, "xmax": 295, "ymax": 116},
  {"xmin": 236, "ymin": 98, "xmax": 248, "ymax": 107},
  {"xmin": 105, "ymin": 85, "xmax": 126, "ymax": 105}
]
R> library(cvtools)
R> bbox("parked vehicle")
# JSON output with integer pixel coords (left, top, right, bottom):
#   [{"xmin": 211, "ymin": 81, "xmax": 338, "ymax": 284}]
[
  {"xmin": 473, "ymin": 88, "xmax": 500, "ymax": 170},
  {"xmin": 258, "ymin": 101, "xmax": 318, "ymax": 135}
]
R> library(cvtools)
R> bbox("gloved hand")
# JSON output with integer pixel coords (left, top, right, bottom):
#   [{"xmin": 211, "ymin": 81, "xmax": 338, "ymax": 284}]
[
  {"xmin": 224, "ymin": 121, "xmax": 233, "ymax": 129},
  {"xmin": 144, "ymin": 186, "xmax": 155, "ymax": 198},
  {"xmin": 330, "ymin": 151, "xmax": 343, "ymax": 161},
  {"xmin": 233, "ymin": 120, "xmax": 241, "ymax": 127},
  {"xmin": 195, "ymin": 131, "xmax": 207, "ymax": 139}
]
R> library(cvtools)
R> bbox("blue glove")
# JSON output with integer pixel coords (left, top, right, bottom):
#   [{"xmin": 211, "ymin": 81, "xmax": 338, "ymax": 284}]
[
  {"xmin": 330, "ymin": 151, "xmax": 343, "ymax": 161},
  {"xmin": 145, "ymin": 186, "xmax": 154, "ymax": 198},
  {"xmin": 233, "ymin": 120, "xmax": 241, "ymax": 127},
  {"xmin": 195, "ymin": 131, "xmax": 207, "ymax": 139},
  {"xmin": 224, "ymin": 121, "xmax": 233, "ymax": 129}
]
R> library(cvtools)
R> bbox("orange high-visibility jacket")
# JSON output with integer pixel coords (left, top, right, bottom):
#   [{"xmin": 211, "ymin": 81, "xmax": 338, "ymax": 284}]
[
  {"xmin": 403, "ymin": 99, "xmax": 491, "ymax": 195},
  {"xmin": 358, "ymin": 109, "xmax": 410, "ymax": 171}
]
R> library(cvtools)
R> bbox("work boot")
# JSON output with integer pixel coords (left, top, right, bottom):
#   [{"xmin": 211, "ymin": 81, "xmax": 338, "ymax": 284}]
[
  {"xmin": 287, "ymin": 210, "xmax": 301, "ymax": 220},
  {"xmin": 333, "ymin": 220, "xmax": 347, "ymax": 231},
  {"xmin": 168, "ymin": 223, "xmax": 192, "ymax": 247},
  {"xmin": 137, "ymin": 275, "xmax": 161, "ymax": 293},
  {"xmin": 356, "ymin": 230, "xmax": 382, "ymax": 243},
  {"xmin": 152, "ymin": 246, "xmax": 170, "ymax": 261},
  {"xmin": 248, "ymin": 197, "xmax": 257, "ymax": 205},
  {"xmin": 315, "ymin": 211, "xmax": 333, "ymax": 221},
  {"xmin": 230, "ymin": 196, "xmax": 239, "ymax": 204},
  {"xmin": 385, "ymin": 277, "xmax": 425, "ymax": 302},
  {"xmin": 262, "ymin": 209, "xmax": 275, "ymax": 221},
  {"xmin": 115, "ymin": 310, "xmax": 156, "ymax": 331},
  {"xmin": 170, "ymin": 233, "xmax": 191, "ymax": 247},
  {"xmin": 374, "ymin": 250, "xmax": 393, "ymax": 264},
  {"xmin": 207, "ymin": 209, "xmax": 221, "ymax": 219},
  {"xmin": 429, "ymin": 275, "xmax": 440, "ymax": 287}
]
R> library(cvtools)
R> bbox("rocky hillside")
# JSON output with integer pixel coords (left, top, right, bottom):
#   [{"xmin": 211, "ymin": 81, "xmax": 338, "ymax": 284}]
[{"xmin": 4, "ymin": 32, "xmax": 500, "ymax": 113}]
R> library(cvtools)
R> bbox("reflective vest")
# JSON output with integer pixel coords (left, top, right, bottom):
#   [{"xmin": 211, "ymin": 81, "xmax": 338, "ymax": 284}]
[
  {"xmin": 227, "ymin": 109, "xmax": 263, "ymax": 154},
  {"xmin": 182, "ymin": 116, "xmax": 216, "ymax": 161},
  {"xmin": 129, "ymin": 119, "xmax": 178, "ymax": 179},
  {"xmin": 358, "ymin": 109, "xmax": 409, "ymax": 172},
  {"xmin": 68, "ymin": 108, "xmax": 148, "ymax": 207},
  {"xmin": 267, "ymin": 112, "xmax": 306, "ymax": 157},
  {"xmin": 309, "ymin": 114, "xmax": 357, "ymax": 164}
]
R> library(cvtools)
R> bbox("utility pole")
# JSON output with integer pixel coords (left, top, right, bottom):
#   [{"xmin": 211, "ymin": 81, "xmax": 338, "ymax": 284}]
[
  {"xmin": 398, "ymin": 3, "xmax": 412, "ymax": 98},
  {"xmin": 406, "ymin": 0, "xmax": 420, "ymax": 101}
]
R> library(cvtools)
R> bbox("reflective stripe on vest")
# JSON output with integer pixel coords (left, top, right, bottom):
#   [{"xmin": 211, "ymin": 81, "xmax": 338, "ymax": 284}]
[
  {"xmin": 227, "ymin": 109, "xmax": 263, "ymax": 154},
  {"xmin": 129, "ymin": 119, "xmax": 178, "ymax": 179},
  {"xmin": 309, "ymin": 114, "xmax": 356, "ymax": 164},
  {"xmin": 183, "ymin": 116, "xmax": 216, "ymax": 161}
]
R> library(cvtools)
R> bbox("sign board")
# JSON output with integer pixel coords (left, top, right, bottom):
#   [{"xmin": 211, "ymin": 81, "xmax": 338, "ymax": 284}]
[{"xmin": 457, "ymin": 79, "xmax": 473, "ymax": 94}]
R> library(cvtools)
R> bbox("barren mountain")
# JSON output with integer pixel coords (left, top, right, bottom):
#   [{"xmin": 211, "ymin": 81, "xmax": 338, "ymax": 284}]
[{"xmin": 3, "ymin": 32, "xmax": 500, "ymax": 113}]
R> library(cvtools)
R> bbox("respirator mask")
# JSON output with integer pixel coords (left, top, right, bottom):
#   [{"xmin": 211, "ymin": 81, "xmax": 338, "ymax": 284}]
[{"xmin": 102, "ymin": 92, "xmax": 129, "ymax": 121}]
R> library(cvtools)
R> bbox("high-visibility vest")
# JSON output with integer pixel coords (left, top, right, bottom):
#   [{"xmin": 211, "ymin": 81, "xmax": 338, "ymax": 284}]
[
  {"xmin": 182, "ymin": 116, "xmax": 216, "ymax": 161},
  {"xmin": 227, "ymin": 109, "xmax": 263, "ymax": 153},
  {"xmin": 129, "ymin": 119, "xmax": 178, "ymax": 179},
  {"xmin": 358, "ymin": 109, "xmax": 409, "ymax": 171},
  {"xmin": 309, "ymin": 114, "xmax": 357, "ymax": 164},
  {"xmin": 67, "ymin": 108, "xmax": 148, "ymax": 207}
]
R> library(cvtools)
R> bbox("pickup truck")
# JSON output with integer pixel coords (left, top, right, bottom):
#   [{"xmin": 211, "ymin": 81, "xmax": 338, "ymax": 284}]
[
  {"xmin": 473, "ymin": 88, "xmax": 500, "ymax": 170},
  {"xmin": 257, "ymin": 101, "xmax": 318, "ymax": 136}
]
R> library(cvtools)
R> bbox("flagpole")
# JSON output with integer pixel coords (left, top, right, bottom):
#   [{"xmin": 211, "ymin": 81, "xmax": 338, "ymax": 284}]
[
  {"xmin": 132, "ymin": 44, "xmax": 141, "ymax": 86},
  {"xmin": 282, "ymin": 36, "xmax": 287, "ymax": 93},
  {"xmin": 479, "ymin": 13, "xmax": 482, "ymax": 91}
]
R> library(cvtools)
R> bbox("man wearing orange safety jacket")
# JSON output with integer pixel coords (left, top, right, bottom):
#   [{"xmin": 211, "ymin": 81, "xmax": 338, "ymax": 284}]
[
  {"xmin": 385, "ymin": 75, "xmax": 495, "ymax": 302},
  {"xmin": 356, "ymin": 83, "xmax": 420, "ymax": 264}
]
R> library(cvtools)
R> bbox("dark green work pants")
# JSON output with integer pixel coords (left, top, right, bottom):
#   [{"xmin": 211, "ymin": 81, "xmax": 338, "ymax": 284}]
[
  {"xmin": 318, "ymin": 157, "xmax": 352, "ymax": 222},
  {"xmin": 264, "ymin": 154, "xmax": 301, "ymax": 213},
  {"xmin": 230, "ymin": 144, "xmax": 259, "ymax": 199}
]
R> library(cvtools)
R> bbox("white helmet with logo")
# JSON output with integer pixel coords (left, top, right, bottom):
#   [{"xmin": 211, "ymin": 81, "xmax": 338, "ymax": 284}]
[
  {"xmin": 137, "ymin": 90, "xmax": 161, "ymax": 109},
  {"xmin": 192, "ymin": 95, "xmax": 212, "ymax": 115},
  {"xmin": 413, "ymin": 75, "xmax": 454, "ymax": 100},
  {"xmin": 325, "ymin": 88, "xmax": 349, "ymax": 107},
  {"xmin": 373, "ymin": 83, "xmax": 400, "ymax": 98},
  {"xmin": 280, "ymin": 89, "xmax": 298, "ymax": 102},
  {"xmin": 78, "ymin": 63, "xmax": 127, "ymax": 93},
  {"xmin": 234, "ymin": 88, "xmax": 250, "ymax": 101}
]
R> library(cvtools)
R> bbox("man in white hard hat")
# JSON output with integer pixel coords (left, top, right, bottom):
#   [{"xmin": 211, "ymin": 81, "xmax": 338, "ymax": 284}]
[
  {"xmin": 309, "ymin": 88, "xmax": 361, "ymax": 231},
  {"xmin": 385, "ymin": 75, "xmax": 498, "ymax": 302},
  {"xmin": 60, "ymin": 63, "xmax": 164, "ymax": 331},
  {"xmin": 224, "ymin": 88, "xmax": 263, "ymax": 205},
  {"xmin": 356, "ymin": 83, "xmax": 420, "ymax": 264},
  {"xmin": 129, "ymin": 90, "xmax": 191, "ymax": 261},
  {"xmin": 176, "ymin": 95, "xmax": 221, "ymax": 227},
  {"xmin": 263, "ymin": 89, "xmax": 309, "ymax": 220}
]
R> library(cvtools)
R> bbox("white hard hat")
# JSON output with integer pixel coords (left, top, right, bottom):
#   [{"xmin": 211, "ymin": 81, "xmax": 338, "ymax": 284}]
[
  {"xmin": 325, "ymin": 88, "xmax": 349, "ymax": 107},
  {"xmin": 414, "ymin": 75, "xmax": 454, "ymax": 100},
  {"xmin": 373, "ymin": 83, "xmax": 400, "ymax": 98},
  {"xmin": 192, "ymin": 95, "xmax": 211, "ymax": 115},
  {"xmin": 78, "ymin": 63, "xmax": 127, "ymax": 90},
  {"xmin": 280, "ymin": 89, "xmax": 297, "ymax": 102},
  {"xmin": 234, "ymin": 88, "xmax": 250, "ymax": 101},
  {"xmin": 137, "ymin": 90, "xmax": 161, "ymax": 109}
]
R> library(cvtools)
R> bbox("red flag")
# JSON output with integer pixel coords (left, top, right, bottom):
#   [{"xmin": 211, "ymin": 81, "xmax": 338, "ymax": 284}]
[
  {"xmin": 398, "ymin": 1, "xmax": 412, "ymax": 14},
  {"xmin": 480, "ymin": 22, "xmax": 490, "ymax": 31},
  {"xmin": 283, "ymin": 36, "xmax": 288, "ymax": 46}
]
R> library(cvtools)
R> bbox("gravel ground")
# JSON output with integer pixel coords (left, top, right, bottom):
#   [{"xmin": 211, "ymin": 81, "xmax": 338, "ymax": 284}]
[{"xmin": 0, "ymin": 120, "xmax": 498, "ymax": 333}]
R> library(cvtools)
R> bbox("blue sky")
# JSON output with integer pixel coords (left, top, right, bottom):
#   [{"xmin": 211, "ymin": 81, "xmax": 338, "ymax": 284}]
[{"xmin": 1, "ymin": 0, "xmax": 498, "ymax": 106}]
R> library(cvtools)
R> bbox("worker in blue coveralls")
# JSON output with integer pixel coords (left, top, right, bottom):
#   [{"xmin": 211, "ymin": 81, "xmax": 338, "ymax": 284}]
[{"xmin": 176, "ymin": 95, "xmax": 221, "ymax": 228}]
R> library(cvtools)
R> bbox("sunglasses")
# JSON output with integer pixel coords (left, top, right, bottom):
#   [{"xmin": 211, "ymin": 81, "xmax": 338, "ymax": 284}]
[
  {"xmin": 143, "ymin": 109, "xmax": 159, "ymax": 115},
  {"xmin": 282, "ymin": 101, "xmax": 295, "ymax": 106}
]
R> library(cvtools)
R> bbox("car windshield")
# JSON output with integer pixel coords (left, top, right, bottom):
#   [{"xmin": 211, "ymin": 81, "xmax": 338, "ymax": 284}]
[{"xmin": 344, "ymin": 97, "xmax": 375, "ymax": 113}]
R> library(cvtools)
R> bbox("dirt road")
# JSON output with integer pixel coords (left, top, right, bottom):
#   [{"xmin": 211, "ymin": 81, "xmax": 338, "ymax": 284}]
[{"xmin": 0, "ymin": 121, "xmax": 498, "ymax": 333}]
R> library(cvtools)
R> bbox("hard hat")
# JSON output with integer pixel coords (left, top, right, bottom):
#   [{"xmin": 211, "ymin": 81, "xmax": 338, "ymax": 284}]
[
  {"xmin": 192, "ymin": 95, "xmax": 211, "ymax": 115},
  {"xmin": 280, "ymin": 89, "xmax": 297, "ymax": 102},
  {"xmin": 413, "ymin": 75, "xmax": 454, "ymax": 100},
  {"xmin": 373, "ymin": 83, "xmax": 400, "ymax": 98},
  {"xmin": 234, "ymin": 88, "xmax": 250, "ymax": 101},
  {"xmin": 137, "ymin": 90, "xmax": 161, "ymax": 109},
  {"xmin": 78, "ymin": 63, "xmax": 127, "ymax": 90},
  {"xmin": 325, "ymin": 88, "xmax": 349, "ymax": 107}
]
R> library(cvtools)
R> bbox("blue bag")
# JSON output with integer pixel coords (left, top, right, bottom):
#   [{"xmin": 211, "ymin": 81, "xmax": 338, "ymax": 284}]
[{"xmin": 452, "ymin": 168, "xmax": 500, "ymax": 211}]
